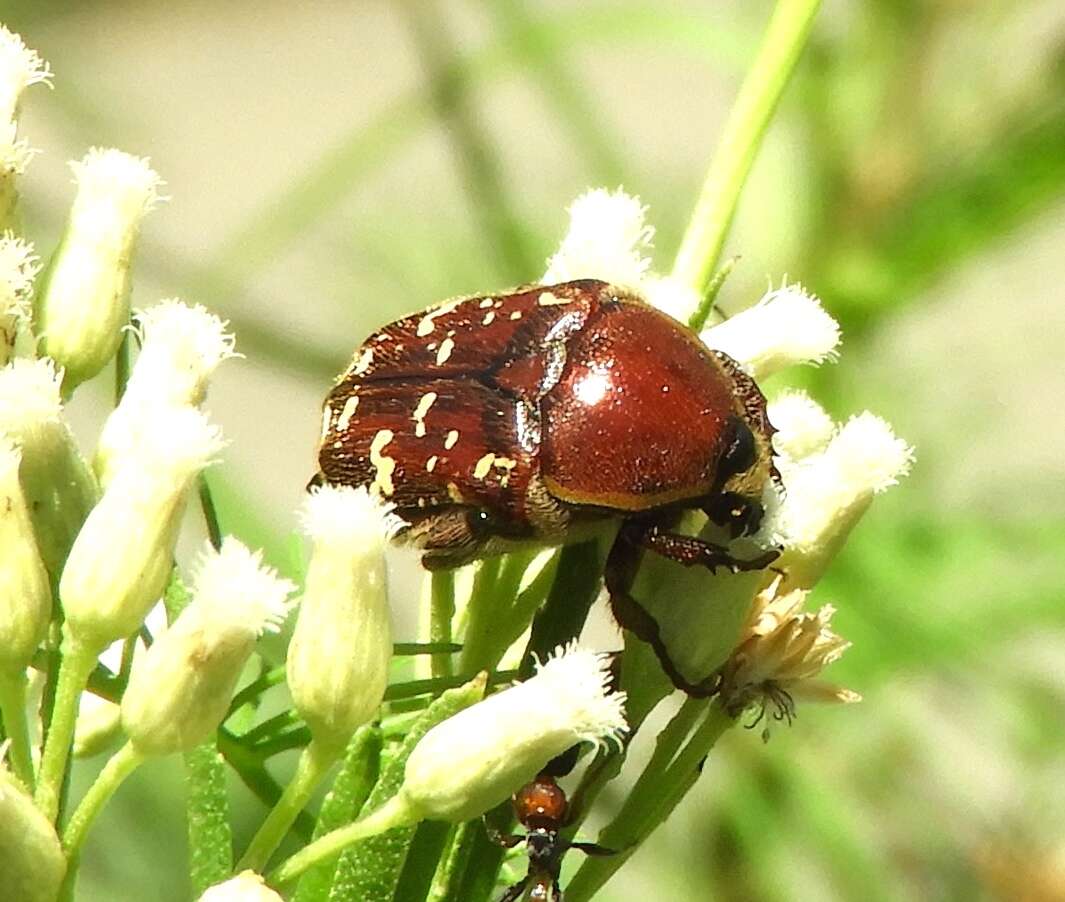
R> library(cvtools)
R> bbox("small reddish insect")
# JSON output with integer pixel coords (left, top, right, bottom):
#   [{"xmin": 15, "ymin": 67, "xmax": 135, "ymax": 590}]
[
  {"xmin": 314, "ymin": 280, "xmax": 779, "ymax": 693},
  {"xmin": 488, "ymin": 747, "xmax": 611, "ymax": 902}
]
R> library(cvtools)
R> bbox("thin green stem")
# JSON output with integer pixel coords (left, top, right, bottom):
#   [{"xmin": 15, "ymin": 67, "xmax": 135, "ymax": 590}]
[
  {"xmin": 430, "ymin": 570, "xmax": 456, "ymax": 679},
  {"xmin": 0, "ymin": 670, "xmax": 35, "ymax": 789},
  {"xmin": 672, "ymin": 0, "xmax": 824, "ymax": 315},
  {"xmin": 237, "ymin": 741, "xmax": 338, "ymax": 872},
  {"xmin": 269, "ymin": 793, "xmax": 418, "ymax": 887},
  {"xmin": 61, "ymin": 741, "xmax": 144, "ymax": 859},
  {"xmin": 35, "ymin": 636, "xmax": 99, "ymax": 822},
  {"xmin": 565, "ymin": 702, "xmax": 734, "ymax": 902}
]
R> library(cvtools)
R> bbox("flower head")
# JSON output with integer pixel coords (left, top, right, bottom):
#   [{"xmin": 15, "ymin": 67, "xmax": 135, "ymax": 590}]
[
  {"xmin": 288, "ymin": 485, "xmax": 399, "ymax": 748},
  {"xmin": 767, "ymin": 389, "xmax": 835, "ymax": 464},
  {"xmin": 0, "ymin": 762, "xmax": 65, "ymax": 902},
  {"xmin": 121, "ymin": 538, "xmax": 295, "ymax": 756},
  {"xmin": 0, "ymin": 231, "xmax": 38, "ymax": 362},
  {"xmin": 701, "ymin": 282, "xmax": 840, "ymax": 379},
  {"xmin": 60, "ymin": 405, "xmax": 224, "ymax": 651},
  {"xmin": 33, "ymin": 148, "xmax": 164, "ymax": 390},
  {"xmin": 0, "ymin": 25, "xmax": 52, "ymax": 125},
  {"xmin": 719, "ymin": 575, "xmax": 860, "ymax": 738},
  {"xmin": 95, "ymin": 299, "xmax": 238, "ymax": 484},
  {"xmin": 397, "ymin": 644, "xmax": 626, "ymax": 823}
]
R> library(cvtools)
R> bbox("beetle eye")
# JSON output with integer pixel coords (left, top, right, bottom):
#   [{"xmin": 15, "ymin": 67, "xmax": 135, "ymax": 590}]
[
  {"xmin": 467, "ymin": 507, "xmax": 497, "ymax": 538},
  {"xmin": 719, "ymin": 417, "xmax": 756, "ymax": 481}
]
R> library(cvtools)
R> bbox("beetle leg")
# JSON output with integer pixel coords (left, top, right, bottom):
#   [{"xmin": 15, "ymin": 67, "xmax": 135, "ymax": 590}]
[
  {"xmin": 498, "ymin": 877, "xmax": 530, "ymax": 902},
  {"xmin": 640, "ymin": 525, "xmax": 779, "ymax": 573},
  {"xmin": 484, "ymin": 818, "xmax": 524, "ymax": 849},
  {"xmin": 569, "ymin": 841, "xmax": 615, "ymax": 857},
  {"xmin": 604, "ymin": 526, "xmax": 719, "ymax": 697}
]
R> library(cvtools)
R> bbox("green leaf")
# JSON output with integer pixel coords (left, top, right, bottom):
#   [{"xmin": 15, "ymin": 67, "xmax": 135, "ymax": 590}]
[
  {"xmin": 294, "ymin": 726, "xmax": 383, "ymax": 902},
  {"xmin": 183, "ymin": 743, "xmax": 233, "ymax": 896},
  {"xmin": 326, "ymin": 675, "xmax": 486, "ymax": 902}
]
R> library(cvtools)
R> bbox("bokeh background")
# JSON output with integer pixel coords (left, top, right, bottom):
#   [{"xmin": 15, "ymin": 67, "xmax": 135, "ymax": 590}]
[{"xmin": 6, "ymin": 1, "xmax": 1065, "ymax": 899}]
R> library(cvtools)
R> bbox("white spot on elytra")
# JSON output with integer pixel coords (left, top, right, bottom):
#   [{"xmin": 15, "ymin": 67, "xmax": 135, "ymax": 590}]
[
  {"xmin": 538, "ymin": 291, "xmax": 569, "ymax": 307},
  {"xmin": 320, "ymin": 404, "xmax": 333, "ymax": 439},
  {"xmin": 426, "ymin": 455, "xmax": 439, "ymax": 472},
  {"xmin": 482, "ymin": 311, "xmax": 496, "ymax": 326},
  {"xmin": 412, "ymin": 391, "xmax": 437, "ymax": 437},
  {"xmin": 479, "ymin": 298, "xmax": 494, "ymax": 309},
  {"xmin": 444, "ymin": 429, "xmax": 459, "ymax": 450},
  {"xmin": 369, "ymin": 429, "xmax": 397, "ymax": 496},
  {"xmin": 436, "ymin": 337, "xmax": 455, "ymax": 365},
  {"xmin": 510, "ymin": 311, "xmax": 522, "ymax": 321},
  {"xmin": 473, "ymin": 452, "xmax": 496, "ymax": 479},
  {"xmin": 352, "ymin": 347, "xmax": 374, "ymax": 375},
  {"xmin": 417, "ymin": 298, "xmax": 465, "ymax": 337},
  {"xmin": 337, "ymin": 395, "xmax": 360, "ymax": 431},
  {"xmin": 493, "ymin": 456, "xmax": 517, "ymax": 487}
]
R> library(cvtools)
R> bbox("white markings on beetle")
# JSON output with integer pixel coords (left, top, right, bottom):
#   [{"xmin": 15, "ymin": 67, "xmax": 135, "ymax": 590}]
[
  {"xmin": 320, "ymin": 404, "xmax": 334, "ymax": 439},
  {"xmin": 337, "ymin": 395, "xmax": 360, "ymax": 431},
  {"xmin": 444, "ymin": 429, "xmax": 460, "ymax": 450},
  {"xmin": 352, "ymin": 347, "xmax": 374, "ymax": 375},
  {"xmin": 493, "ymin": 456, "xmax": 517, "ymax": 487},
  {"xmin": 479, "ymin": 298, "xmax": 494, "ymax": 309},
  {"xmin": 538, "ymin": 291, "xmax": 570, "ymax": 307},
  {"xmin": 417, "ymin": 298, "xmax": 466, "ymax": 337},
  {"xmin": 473, "ymin": 452, "xmax": 496, "ymax": 480},
  {"xmin": 425, "ymin": 455, "xmax": 439, "ymax": 472},
  {"xmin": 369, "ymin": 429, "xmax": 397, "ymax": 496},
  {"xmin": 436, "ymin": 337, "xmax": 455, "ymax": 365},
  {"xmin": 510, "ymin": 310, "xmax": 522, "ymax": 321},
  {"xmin": 482, "ymin": 311, "xmax": 496, "ymax": 326},
  {"xmin": 412, "ymin": 391, "xmax": 438, "ymax": 437}
]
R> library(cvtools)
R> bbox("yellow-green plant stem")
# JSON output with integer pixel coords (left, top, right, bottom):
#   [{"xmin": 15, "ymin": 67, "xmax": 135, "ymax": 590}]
[
  {"xmin": 672, "ymin": 0, "xmax": 824, "ymax": 313},
  {"xmin": 35, "ymin": 636, "xmax": 99, "ymax": 822},
  {"xmin": 565, "ymin": 701, "xmax": 734, "ymax": 902},
  {"xmin": 237, "ymin": 740, "xmax": 339, "ymax": 872},
  {"xmin": 269, "ymin": 792, "xmax": 419, "ymax": 887},
  {"xmin": 0, "ymin": 670, "xmax": 35, "ymax": 789},
  {"xmin": 430, "ymin": 571, "xmax": 456, "ymax": 679}
]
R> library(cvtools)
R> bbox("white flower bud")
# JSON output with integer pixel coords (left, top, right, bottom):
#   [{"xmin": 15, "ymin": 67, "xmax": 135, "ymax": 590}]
[
  {"xmin": 767, "ymin": 390, "xmax": 835, "ymax": 463},
  {"xmin": 0, "ymin": 232, "xmax": 38, "ymax": 364},
  {"xmin": 34, "ymin": 148, "xmax": 164, "ymax": 390},
  {"xmin": 60, "ymin": 405, "xmax": 224, "ymax": 651},
  {"xmin": 397, "ymin": 644, "xmax": 626, "ymax": 823},
  {"xmin": 776, "ymin": 412, "xmax": 913, "ymax": 590},
  {"xmin": 543, "ymin": 188, "xmax": 653, "ymax": 289},
  {"xmin": 287, "ymin": 486, "xmax": 397, "ymax": 751},
  {"xmin": 0, "ymin": 25, "xmax": 51, "ymax": 125},
  {"xmin": 0, "ymin": 763, "xmax": 65, "ymax": 902},
  {"xmin": 121, "ymin": 538, "xmax": 294, "ymax": 756},
  {"xmin": 197, "ymin": 872, "xmax": 284, "ymax": 902},
  {"xmin": 0, "ymin": 358, "xmax": 98, "ymax": 576},
  {"xmin": 95, "ymin": 300, "xmax": 237, "ymax": 485},
  {"xmin": 701, "ymin": 283, "xmax": 840, "ymax": 379},
  {"xmin": 0, "ymin": 440, "xmax": 50, "ymax": 673},
  {"xmin": 640, "ymin": 274, "xmax": 701, "ymax": 324}
]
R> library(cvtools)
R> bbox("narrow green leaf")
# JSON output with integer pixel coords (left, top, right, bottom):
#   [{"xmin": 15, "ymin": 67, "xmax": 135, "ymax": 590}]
[
  {"xmin": 327, "ymin": 675, "xmax": 487, "ymax": 902},
  {"xmin": 183, "ymin": 743, "xmax": 234, "ymax": 896},
  {"xmin": 391, "ymin": 821, "xmax": 453, "ymax": 902},
  {"xmin": 294, "ymin": 726, "xmax": 383, "ymax": 902}
]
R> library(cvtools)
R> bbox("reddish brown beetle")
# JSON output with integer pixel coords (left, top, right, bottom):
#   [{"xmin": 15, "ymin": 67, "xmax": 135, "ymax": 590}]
[{"xmin": 314, "ymin": 279, "xmax": 779, "ymax": 694}]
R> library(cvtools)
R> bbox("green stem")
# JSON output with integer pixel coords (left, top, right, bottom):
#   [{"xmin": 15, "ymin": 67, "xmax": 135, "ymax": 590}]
[
  {"xmin": 672, "ymin": 0, "xmax": 824, "ymax": 314},
  {"xmin": 430, "ymin": 570, "xmax": 456, "ymax": 679},
  {"xmin": 61, "ymin": 741, "xmax": 144, "ymax": 859},
  {"xmin": 269, "ymin": 793, "xmax": 419, "ymax": 887},
  {"xmin": 237, "ymin": 740, "xmax": 338, "ymax": 872},
  {"xmin": 0, "ymin": 670, "xmax": 35, "ymax": 789},
  {"xmin": 35, "ymin": 636, "xmax": 99, "ymax": 822},
  {"xmin": 565, "ymin": 702, "xmax": 734, "ymax": 902}
]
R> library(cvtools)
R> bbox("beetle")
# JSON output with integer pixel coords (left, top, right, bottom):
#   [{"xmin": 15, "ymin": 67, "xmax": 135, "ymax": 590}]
[
  {"xmin": 487, "ymin": 745, "xmax": 612, "ymax": 902},
  {"xmin": 314, "ymin": 279, "xmax": 779, "ymax": 694}
]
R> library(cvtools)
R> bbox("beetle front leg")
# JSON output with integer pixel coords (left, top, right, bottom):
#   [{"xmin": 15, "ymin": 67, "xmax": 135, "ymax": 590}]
[
  {"xmin": 498, "ymin": 878, "xmax": 530, "ymax": 902},
  {"xmin": 604, "ymin": 525, "xmax": 719, "ymax": 698},
  {"xmin": 641, "ymin": 525, "xmax": 779, "ymax": 573}
]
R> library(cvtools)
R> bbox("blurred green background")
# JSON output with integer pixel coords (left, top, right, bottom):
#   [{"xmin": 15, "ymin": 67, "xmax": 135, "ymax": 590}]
[{"xmin": 6, "ymin": 0, "xmax": 1065, "ymax": 899}]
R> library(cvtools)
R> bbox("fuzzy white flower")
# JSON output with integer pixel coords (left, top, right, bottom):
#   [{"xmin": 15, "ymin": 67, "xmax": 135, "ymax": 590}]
[
  {"xmin": 702, "ymin": 282, "xmax": 840, "ymax": 379},
  {"xmin": 398, "ymin": 643, "xmax": 626, "ymax": 823},
  {"xmin": 287, "ymin": 486, "xmax": 399, "ymax": 751},
  {"xmin": 121, "ymin": 538, "xmax": 294, "ymax": 756},
  {"xmin": 0, "ymin": 231, "xmax": 37, "ymax": 363},
  {"xmin": 767, "ymin": 390, "xmax": 835, "ymax": 464},
  {"xmin": 60, "ymin": 405, "xmax": 225, "ymax": 652},
  {"xmin": 95, "ymin": 299, "xmax": 238, "ymax": 484},
  {"xmin": 719, "ymin": 575, "xmax": 860, "ymax": 737},
  {"xmin": 0, "ymin": 25, "xmax": 51, "ymax": 125},
  {"xmin": 198, "ymin": 871, "xmax": 284, "ymax": 902},
  {"xmin": 34, "ymin": 148, "xmax": 165, "ymax": 390},
  {"xmin": 0, "ymin": 358, "xmax": 98, "ymax": 576},
  {"xmin": 775, "ymin": 412, "xmax": 914, "ymax": 591}
]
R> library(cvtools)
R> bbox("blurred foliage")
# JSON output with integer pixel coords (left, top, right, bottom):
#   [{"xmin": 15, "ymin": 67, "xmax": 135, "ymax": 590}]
[{"xmin": 5, "ymin": 0, "xmax": 1065, "ymax": 899}]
